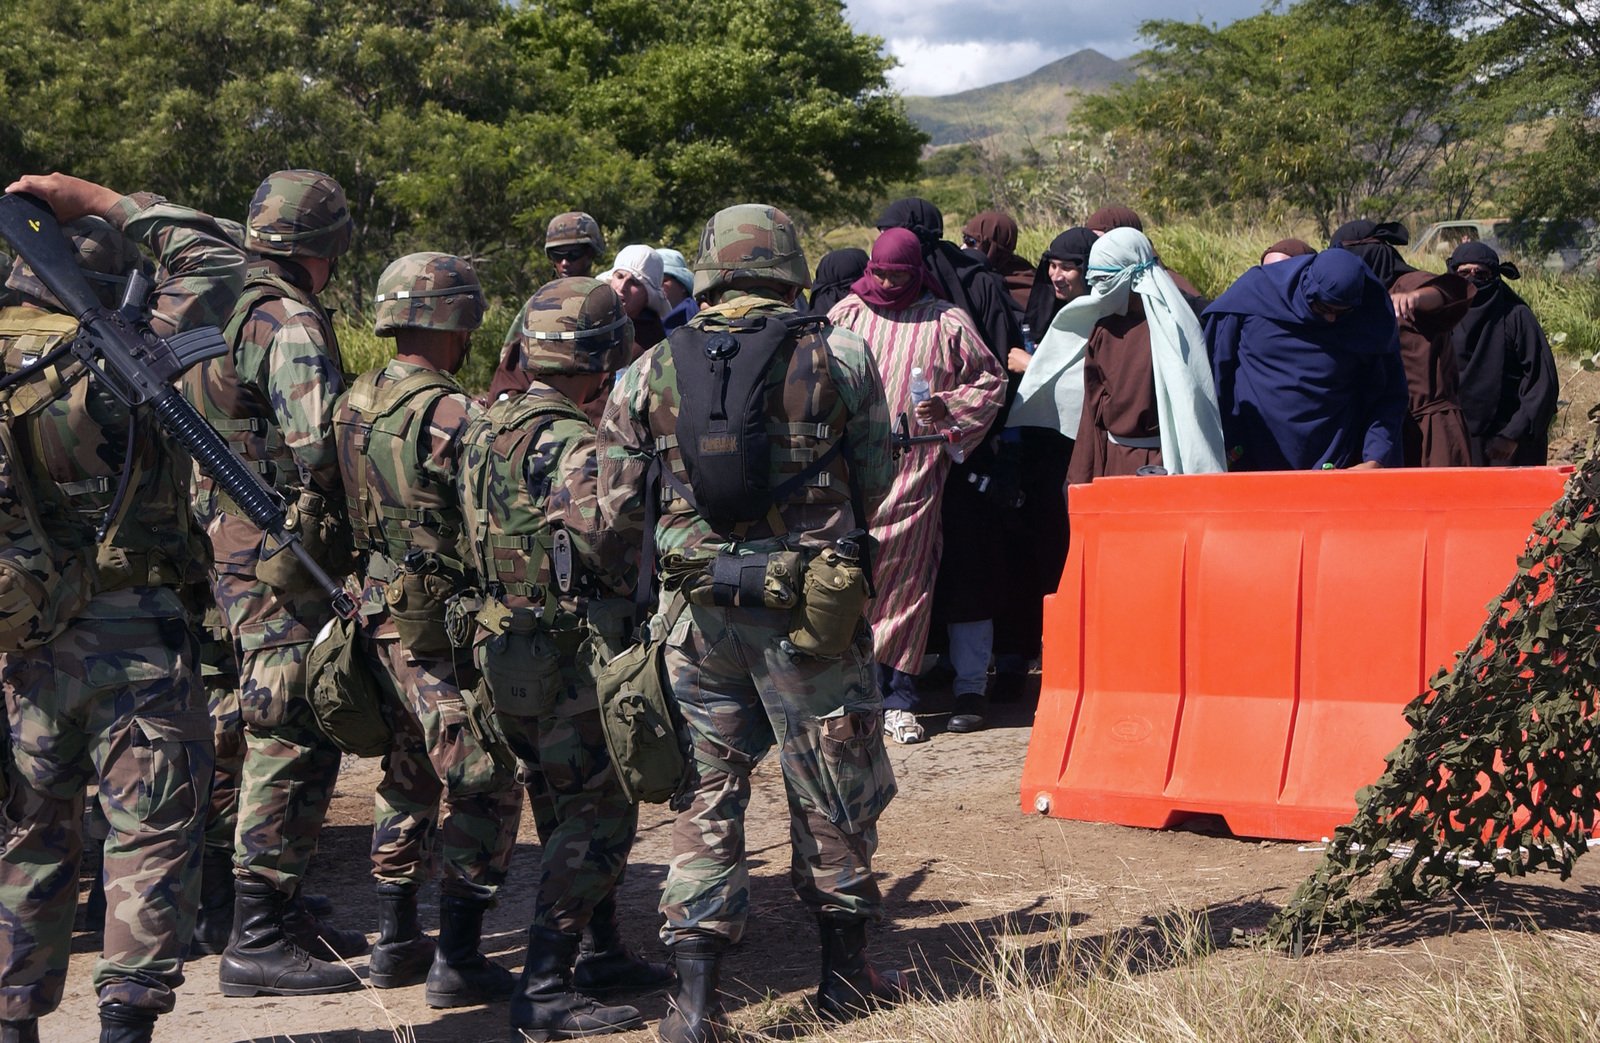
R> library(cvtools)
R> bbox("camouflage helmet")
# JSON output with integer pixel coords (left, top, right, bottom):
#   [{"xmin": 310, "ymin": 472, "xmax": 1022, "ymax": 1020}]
[
  {"xmin": 372, "ymin": 252, "xmax": 486, "ymax": 337},
  {"xmin": 514, "ymin": 277, "xmax": 632, "ymax": 376},
  {"xmin": 4, "ymin": 216, "xmax": 148, "ymax": 311},
  {"xmin": 544, "ymin": 212, "xmax": 605, "ymax": 255},
  {"xmin": 691, "ymin": 203, "xmax": 810, "ymax": 299},
  {"xmin": 245, "ymin": 169, "xmax": 352, "ymax": 259}
]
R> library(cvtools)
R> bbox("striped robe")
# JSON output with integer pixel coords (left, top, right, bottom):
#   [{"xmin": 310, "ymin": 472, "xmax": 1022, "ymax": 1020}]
[{"xmin": 829, "ymin": 292, "xmax": 1004, "ymax": 674}]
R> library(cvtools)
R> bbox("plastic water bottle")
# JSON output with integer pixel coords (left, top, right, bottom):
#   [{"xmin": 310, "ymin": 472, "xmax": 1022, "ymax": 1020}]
[
  {"xmin": 908, "ymin": 366, "xmax": 931, "ymax": 423},
  {"xmin": 1021, "ymin": 322, "xmax": 1036, "ymax": 354}
]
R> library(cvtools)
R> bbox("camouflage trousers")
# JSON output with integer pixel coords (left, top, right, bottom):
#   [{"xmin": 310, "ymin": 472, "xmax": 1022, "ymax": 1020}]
[
  {"xmin": 658, "ymin": 604, "xmax": 895, "ymax": 947},
  {"xmin": 365, "ymin": 632, "xmax": 521, "ymax": 900},
  {"xmin": 0, "ymin": 588, "xmax": 212, "ymax": 1019},
  {"xmin": 479, "ymin": 631, "xmax": 637, "ymax": 934},
  {"xmin": 212, "ymin": 568, "xmax": 339, "ymax": 893},
  {"xmin": 199, "ymin": 611, "xmax": 243, "ymax": 853}
]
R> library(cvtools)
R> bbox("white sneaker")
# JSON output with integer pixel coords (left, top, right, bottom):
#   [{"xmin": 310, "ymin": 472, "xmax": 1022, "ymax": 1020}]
[{"xmin": 884, "ymin": 708, "xmax": 927, "ymax": 745}]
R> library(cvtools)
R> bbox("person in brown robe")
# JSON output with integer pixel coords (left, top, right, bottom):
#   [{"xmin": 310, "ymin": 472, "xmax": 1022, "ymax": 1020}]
[
  {"xmin": 1332, "ymin": 220, "xmax": 1473, "ymax": 467},
  {"xmin": 1086, "ymin": 203, "xmax": 1209, "ymax": 314},
  {"xmin": 1068, "ymin": 302, "xmax": 1164, "ymax": 483},
  {"xmin": 962, "ymin": 210, "xmax": 1034, "ymax": 310}
]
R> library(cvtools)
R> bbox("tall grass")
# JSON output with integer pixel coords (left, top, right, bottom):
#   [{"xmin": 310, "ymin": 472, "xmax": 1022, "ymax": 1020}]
[{"xmin": 336, "ymin": 301, "xmax": 518, "ymax": 395}]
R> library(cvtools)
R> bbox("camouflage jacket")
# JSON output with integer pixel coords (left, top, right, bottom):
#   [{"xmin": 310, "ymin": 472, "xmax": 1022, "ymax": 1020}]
[
  {"xmin": 333, "ymin": 359, "xmax": 480, "ymax": 629},
  {"xmin": 0, "ymin": 193, "xmax": 244, "ymax": 606},
  {"xmin": 459, "ymin": 383, "xmax": 634, "ymax": 620},
  {"xmin": 597, "ymin": 291, "xmax": 892, "ymax": 564}
]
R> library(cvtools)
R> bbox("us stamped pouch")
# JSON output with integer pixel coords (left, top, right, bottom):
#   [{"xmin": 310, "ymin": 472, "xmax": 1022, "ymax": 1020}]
[
  {"xmin": 306, "ymin": 614, "xmax": 393, "ymax": 757},
  {"xmin": 595, "ymin": 625, "xmax": 684, "ymax": 805}
]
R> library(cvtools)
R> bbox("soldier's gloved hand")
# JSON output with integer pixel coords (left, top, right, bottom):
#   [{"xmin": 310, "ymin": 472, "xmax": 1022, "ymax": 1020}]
[{"xmin": 4, "ymin": 173, "xmax": 123, "ymax": 223}]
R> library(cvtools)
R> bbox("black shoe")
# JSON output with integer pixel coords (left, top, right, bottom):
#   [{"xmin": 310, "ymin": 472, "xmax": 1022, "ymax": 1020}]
[
  {"xmin": 284, "ymin": 884, "xmax": 370, "ymax": 960},
  {"xmin": 946, "ymin": 693, "xmax": 988, "ymax": 734},
  {"xmin": 989, "ymin": 670, "xmax": 1030, "ymax": 704},
  {"xmin": 424, "ymin": 892, "xmax": 514, "ymax": 1008},
  {"xmin": 657, "ymin": 934, "xmax": 741, "ymax": 1043},
  {"xmin": 510, "ymin": 924, "xmax": 642, "ymax": 1040},
  {"xmin": 218, "ymin": 874, "xmax": 360, "ymax": 997},
  {"xmin": 299, "ymin": 891, "xmax": 335, "ymax": 918},
  {"xmin": 188, "ymin": 847, "xmax": 236, "ymax": 957},
  {"xmin": 0, "ymin": 1019, "xmax": 39, "ymax": 1043},
  {"xmin": 574, "ymin": 893, "xmax": 674, "ymax": 995},
  {"xmin": 369, "ymin": 882, "xmax": 435, "ymax": 989},
  {"xmin": 814, "ymin": 915, "xmax": 909, "ymax": 1021},
  {"xmin": 97, "ymin": 1003, "xmax": 155, "ymax": 1043}
]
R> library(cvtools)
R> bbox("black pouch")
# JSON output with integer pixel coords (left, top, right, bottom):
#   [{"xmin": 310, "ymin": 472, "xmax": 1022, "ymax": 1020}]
[{"xmin": 685, "ymin": 550, "xmax": 803, "ymax": 609}]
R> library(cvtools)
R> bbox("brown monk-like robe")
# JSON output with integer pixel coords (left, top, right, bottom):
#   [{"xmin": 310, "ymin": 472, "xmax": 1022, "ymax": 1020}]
[
  {"xmin": 1068, "ymin": 299, "xmax": 1163, "ymax": 483},
  {"xmin": 1392, "ymin": 269, "xmax": 1474, "ymax": 467}
]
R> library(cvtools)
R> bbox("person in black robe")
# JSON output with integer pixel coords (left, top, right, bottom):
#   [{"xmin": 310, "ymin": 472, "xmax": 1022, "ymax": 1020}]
[
  {"xmin": 1446, "ymin": 241, "xmax": 1560, "ymax": 465},
  {"xmin": 809, "ymin": 248, "xmax": 868, "ymax": 317}
]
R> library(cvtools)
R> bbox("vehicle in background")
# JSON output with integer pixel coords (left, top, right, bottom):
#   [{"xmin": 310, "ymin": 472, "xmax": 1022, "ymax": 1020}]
[{"xmin": 1408, "ymin": 218, "xmax": 1598, "ymax": 276}]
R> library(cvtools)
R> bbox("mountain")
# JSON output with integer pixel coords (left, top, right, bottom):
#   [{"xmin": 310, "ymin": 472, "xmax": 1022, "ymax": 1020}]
[{"xmin": 902, "ymin": 49, "xmax": 1135, "ymax": 150}]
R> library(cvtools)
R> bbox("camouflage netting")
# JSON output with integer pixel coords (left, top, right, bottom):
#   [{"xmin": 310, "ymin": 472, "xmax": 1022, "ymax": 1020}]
[{"xmin": 1269, "ymin": 442, "xmax": 1600, "ymax": 952}]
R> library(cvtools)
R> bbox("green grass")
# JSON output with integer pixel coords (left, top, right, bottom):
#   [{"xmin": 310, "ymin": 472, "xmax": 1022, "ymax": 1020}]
[{"xmin": 337, "ymin": 301, "xmax": 519, "ymax": 395}]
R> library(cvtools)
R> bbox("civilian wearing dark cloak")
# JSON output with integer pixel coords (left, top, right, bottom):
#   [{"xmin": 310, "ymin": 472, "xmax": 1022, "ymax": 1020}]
[
  {"xmin": 877, "ymin": 198, "xmax": 1023, "ymax": 636},
  {"xmin": 1446, "ymin": 241, "xmax": 1560, "ymax": 465},
  {"xmin": 809, "ymin": 248, "xmax": 868, "ymax": 317},
  {"xmin": 1203, "ymin": 250, "xmax": 1409, "ymax": 470},
  {"xmin": 1331, "ymin": 220, "xmax": 1473, "ymax": 467}
]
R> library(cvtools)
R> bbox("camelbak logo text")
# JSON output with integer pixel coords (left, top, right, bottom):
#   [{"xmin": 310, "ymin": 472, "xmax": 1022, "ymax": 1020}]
[{"xmin": 699, "ymin": 434, "xmax": 739, "ymax": 454}]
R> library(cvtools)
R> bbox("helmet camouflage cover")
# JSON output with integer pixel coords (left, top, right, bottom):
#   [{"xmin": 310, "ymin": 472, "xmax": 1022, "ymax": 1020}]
[
  {"xmin": 691, "ymin": 203, "xmax": 811, "ymax": 299},
  {"xmin": 544, "ymin": 211, "xmax": 605, "ymax": 255},
  {"xmin": 515, "ymin": 277, "xmax": 632, "ymax": 376},
  {"xmin": 246, "ymin": 169, "xmax": 353, "ymax": 259},
  {"xmin": 4, "ymin": 216, "xmax": 147, "ymax": 310},
  {"xmin": 372, "ymin": 252, "xmax": 485, "ymax": 337}
]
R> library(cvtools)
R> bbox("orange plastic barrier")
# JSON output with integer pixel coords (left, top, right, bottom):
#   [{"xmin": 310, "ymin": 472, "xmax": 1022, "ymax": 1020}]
[{"xmin": 1019, "ymin": 466, "xmax": 1572, "ymax": 842}]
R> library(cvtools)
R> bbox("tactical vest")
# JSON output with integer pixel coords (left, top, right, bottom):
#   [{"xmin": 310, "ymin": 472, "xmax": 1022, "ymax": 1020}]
[
  {"xmin": 333, "ymin": 366, "xmax": 465, "ymax": 575},
  {"xmin": 457, "ymin": 388, "xmax": 588, "ymax": 611},
  {"xmin": 0, "ymin": 305, "xmax": 205, "ymax": 592},
  {"xmin": 190, "ymin": 264, "xmax": 342, "ymax": 513},
  {"xmin": 655, "ymin": 321, "xmax": 853, "ymax": 529}
]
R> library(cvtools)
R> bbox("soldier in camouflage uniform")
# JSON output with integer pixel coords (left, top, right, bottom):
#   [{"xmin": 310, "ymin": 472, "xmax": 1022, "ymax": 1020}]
[
  {"xmin": 329, "ymin": 252, "xmax": 523, "ymax": 1007},
  {"xmin": 459, "ymin": 277, "xmax": 664, "ymax": 1041},
  {"xmin": 181, "ymin": 169, "xmax": 367, "ymax": 997},
  {"xmin": 0, "ymin": 172, "xmax": 243, "ymax": 1043},
  {"xmin": 597, "ymin": 204, "xmax": 907, "ymax": 1042},
  {"xmin": 489, "ymin": 212, "xmax": 606, "ymax": 400}
]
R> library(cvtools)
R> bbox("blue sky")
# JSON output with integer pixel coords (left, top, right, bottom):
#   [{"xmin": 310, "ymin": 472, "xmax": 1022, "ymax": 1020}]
[{"xmin": 845, "ymin": 1, "xmax": 1268, "ymax": 96}]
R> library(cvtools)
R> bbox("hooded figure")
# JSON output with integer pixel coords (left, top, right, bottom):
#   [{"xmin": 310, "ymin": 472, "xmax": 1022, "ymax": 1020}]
[
  {"xmin": 1023, "ymin": 228, "xmax": 1097, "ymax": 339},
  {"xmin": 808, "ymin": 248, "xmax": 868, "ymax": 317},
  {"xmin": 1008, "ymin": 228, "xmax": 1227, "ymax": 481},
  {"xmin": 1447, "ymin": 241, "xmax": 1560, "ymax": 465},
  {"xmin": 1332, "ymin": 220, "xmax": 1473, "ymax": 466},
  {"xmin": 1203, "ymin": 249, "xmax": 1409, "ymax": 470},
  {"xmin": 962, "ymin": 210, "xmax": 1034, "ymax": 309},
  {"xmin": 1261, "ymin": 238, "xmax": 1316, "ymax": 265}
]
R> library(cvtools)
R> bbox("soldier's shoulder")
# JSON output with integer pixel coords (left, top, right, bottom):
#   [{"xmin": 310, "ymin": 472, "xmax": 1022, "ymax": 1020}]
[{"xmin": 819, "ymin": 320, "xmax": 871, "ymax": 361}]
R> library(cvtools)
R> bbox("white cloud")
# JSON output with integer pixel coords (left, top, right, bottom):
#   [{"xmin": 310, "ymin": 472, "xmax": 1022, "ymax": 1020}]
[{"xmin": 885, "ymin": 38, "xmax": 1059, "ymax": 96}]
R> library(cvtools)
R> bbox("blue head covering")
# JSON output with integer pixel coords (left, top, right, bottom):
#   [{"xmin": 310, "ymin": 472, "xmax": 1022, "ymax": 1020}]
[{"xmin": 1206, "ymin": 249, "xmax": 1396, "ymax": 352}]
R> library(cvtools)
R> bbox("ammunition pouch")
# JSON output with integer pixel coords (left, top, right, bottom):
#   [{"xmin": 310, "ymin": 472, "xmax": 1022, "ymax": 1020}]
[
  {"xmin": 306, "ymin": 614, "xmax": 393, "ymax": 758},
  {"xmin": 257, "ymin": 489, "xmax": 352, "ymax": 594},
  {"xmin": 787, "ymin": 546, "xmax": 871, "ymax": 658},
  {"xmin": 684, "ymin": 549, "xmax": 803, "ymax": 610},
  {"xmin": 386, "ymin": 568, "xmax": 455, "ymax": 656},
  {"xmin": 595, "ymin": 602, "xmax": 685, "ymax": 805}
]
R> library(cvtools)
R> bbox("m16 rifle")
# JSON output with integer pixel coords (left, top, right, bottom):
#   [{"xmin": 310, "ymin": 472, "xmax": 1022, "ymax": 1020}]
[{"xmin": 0, "ymin": 191, "xmax": 357, "ymax": 619}]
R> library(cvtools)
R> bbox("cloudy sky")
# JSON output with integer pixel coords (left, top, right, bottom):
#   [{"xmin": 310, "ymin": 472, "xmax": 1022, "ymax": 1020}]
[{"xmin": 845, "ymin": 0, "xmax": 1268, "ymax": 96}]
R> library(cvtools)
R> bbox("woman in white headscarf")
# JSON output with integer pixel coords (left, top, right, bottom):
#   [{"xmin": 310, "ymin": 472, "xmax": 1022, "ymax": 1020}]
[{"xmin": 1007, "ymin": 227, "xmax": 1226, "ymax": 481}]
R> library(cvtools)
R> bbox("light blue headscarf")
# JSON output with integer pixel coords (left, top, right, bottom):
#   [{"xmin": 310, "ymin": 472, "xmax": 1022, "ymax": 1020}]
[{"xmin": 1007, "ymin": 227, "xmax": 1227, "ymax": 475}]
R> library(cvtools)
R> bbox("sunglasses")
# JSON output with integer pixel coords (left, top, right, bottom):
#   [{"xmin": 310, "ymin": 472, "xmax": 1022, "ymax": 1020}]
[
  {"xmin": 961, "ymin": 235, "xmax": 979, "ymax": 248},
  {"xmin": 548, "ymin": 246, "xmax": 591, "ymax": 263}
]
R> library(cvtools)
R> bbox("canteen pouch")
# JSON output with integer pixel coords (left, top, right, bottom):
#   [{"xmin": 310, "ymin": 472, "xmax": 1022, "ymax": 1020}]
[
  {"xmin": 595, "ymin": 613, "xmax": 685, "ymax": 804},
  {"xmin": 787, "ymin": 547, "xmax": 870, "ymax": 657},
  {"xmin": 257, "ymin": 489, "xmax": 351, "ymax": 593},
  {"xmin": 685, "ymin": 549, "xmax": 803, "ymax": 610},
  {"xmin": 306, "ymin": 614, "xmax": 393, "ymax": 758},
  {"xmin": 387, "ymin": 569, "xmax": 453, "ymax": 655},
  {"xmin": 0, "ymin": 421, "xmax": 92, "ymax": 653},
  {"xmin": 479, "ymin": 610, "xmax": 565, "ymax": 719}
]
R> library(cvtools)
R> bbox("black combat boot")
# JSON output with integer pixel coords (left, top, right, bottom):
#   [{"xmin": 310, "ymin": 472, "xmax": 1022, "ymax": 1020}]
[
  {"xmin": 423, "ymin": 892, "xmax": 513, "ymax": 1008},
  {"xmin": 188, "ymin": 847, "xmax": 236, "ymax": 956},
  {"xmin": 574, "ymin": 893, "xmax": 675, "ymax": 994},
  {"xmin": 0, "ymin": 1018, "xmax": 39, "ymax": 1043},
  {"xmin": 814, "ymin": 915, "xmax": 909, "ymax": 1021},
  {"xmin": 218, "ymin": 874, "xmax": 360, "ymax": 997},
  {"xmin": 509, "ymin": 924, "xmax": 643, "ymax": 1040},
  {"xmin": 369, "ymin": 882, "xmax": 436, "ymax": 989},
  {"xmin": 657, "ymin": 934, "xmax": 737, "ymax": 1043},
  {"xmin": 284, "ymin": 883, "xmax": 371, "ymax": 959},
  {"xmin": 97, "ymin": 1003, "xmax": 156, "ymax": 1043}
]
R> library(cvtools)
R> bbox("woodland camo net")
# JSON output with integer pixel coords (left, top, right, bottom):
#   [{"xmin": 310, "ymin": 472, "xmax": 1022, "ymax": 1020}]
[{"xmin": 1269, "ymin": 439, "xmax": 1600, "ymax": 951}]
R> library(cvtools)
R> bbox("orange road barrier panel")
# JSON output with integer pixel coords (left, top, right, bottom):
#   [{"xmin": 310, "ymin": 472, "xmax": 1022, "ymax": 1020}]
[{"xmin": 1020, "ymin": 466, "xmax": 1572, "ymax": 842}]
